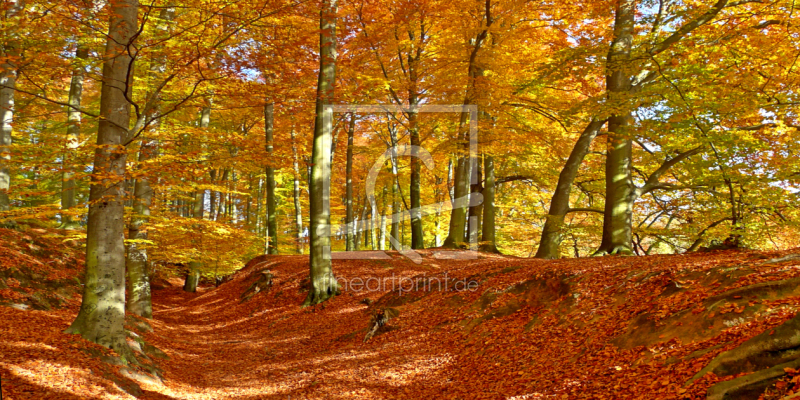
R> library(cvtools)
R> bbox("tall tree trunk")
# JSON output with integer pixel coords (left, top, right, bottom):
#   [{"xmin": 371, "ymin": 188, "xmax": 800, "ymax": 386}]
[
  {"xmin": 408, "ymin": 105, "xmax": 423, "ymax": 250},
  {"xmin": 443, "ymin": 1, "xmax": 493, "ymax": 248},
  {"xmin": 480, "ymin": 155, "xmax": 499, "ymax": 253},
  {"xmin": 126, "ymin": 141, "xmax": 155, "ymax": 318},
  {"xmin": 467, "ymin": 154, "xmax": 483, "ymax": 243},
  {"xmin": 0, "ymin": 0, "xmax": 23, "ymax": 215},
  {"xmin": 595, "ymin": 0, "xmax": 636, "ymax": 256},
  {"xmin": 361, "ymin": 203, "xmax": 369, "ymax": 249},
  {"xmin": 290, "ymin": 128, "xmax": 304, "ymax": 254},
  {"xmin": 303, "ymin": 0, "xmax": 338, "ymax": 306},
  {"xmin": 345, "ymin": 113, "xmax": 355, "ymax": 251},
  {"xmin": 379, "ymin": 186, "xmax": 387, "ymax": 250},
  {"xmin": 216, "ymin": 169, "xmax": 229, "ymax": 222},
  {"xmin": 66, "ymin": 0, "xmax": 138, "ymax": 359},
  {"xmin": 443, "ymin": 153, "xmax": 470, "ymax": 248},
  {"xmin": 184, "ymin": 106, "xmax": 210, "ymax": 293},
  {"xmin": 264, "ymin": 102, "xmax": 278, "ymax": 254},
  {"xmin": 61, "ymin": 44, "xmax": 89, "ymax": 229},
  {"xmin": 388, "ymin": 125, "xmax": 401, "ymax": 247},
  {"xmin": 184, "ymin": 189, "xmax": 203, "ymax": 293},
  {"xmin": 535, "ymin": 119, "xmax": 604, "ymax": 258}
]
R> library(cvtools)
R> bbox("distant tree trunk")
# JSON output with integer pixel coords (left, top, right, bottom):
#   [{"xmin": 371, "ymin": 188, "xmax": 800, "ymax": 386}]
[
  {"xmin": 61, "ymin": 44, "xmax": 89, "ymax": 229},
  {"xmin": 209, "ymin": 169, "xmax": 217, "ymax": 221},
  {"xmin": 303, "ymin": 0, "xmax": 338, "ymax": 306},
  {"xmin": 66, "ymin": 0, "xmax": 138, "ymax": 359},
  {"xmin": 245, "ymin": 174, "xmax": 253, "ymax": 229},
  {"xmin": 408, "ymin": 106, "xmax": 423, "ymax": 250},
  {"xmin": 264, "ymin": 102, "xmax": 278, "ymax": 254},
  {"xmin": 443, "ymin": 153, "xmax": 470, "ymax": 248},
  {"xmin": 255, "ymin": 177, "xmax": 263, "ymax": 233},
  {"xmin": 290, "ymin": 128, "xmax": 304, "ymax": 254},
  {"xmin": 379, "ymin": 186, "xmax": 387, "ymax": 250},
  {"xmin": 535, "ymin": 119, "xmax": 604, "ymax": 259},
  {"xmin": 0, "ymin": 0, "xmax": 23, "ymax": 214},
  {"xmin": 126, "ymin": 141, "xmax": 155, "ymax": 318},
  {"xmin": 184, "ymin": 106, "xmax": 210, "ymax": 293},
  {"xmin": 361, "ymin": 203, "xmax": 369, "ymax": 249},
  {"xmin": 184, "ymin": 189, "xmax": 203, "ymax": 293},
  {"xmin": 467, "ymin": 155, "xmax": 483, "ymax": 243},
  {"xmin": 345, "ymin": 113, "xmax": 355, "ymax": 251},
  {"xmin": 388, "ymin": 126, "xmax": 401, "ymax": 247},
  {"xmin": 480, "ymin": 155, "xmax": 499, "ymax": 253},
  {"xmin": 216, "ymin": 169, "xmax": 229, "ymax": 222},
  {"xmin": 595, "ymin": 0, "xmax": 636, "ymax": 256}
]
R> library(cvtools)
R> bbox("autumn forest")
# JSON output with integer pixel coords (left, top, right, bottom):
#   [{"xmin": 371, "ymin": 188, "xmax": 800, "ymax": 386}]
[{"xmin": 1, "ymin": 0, "xmax": 800, "ymax": 398}]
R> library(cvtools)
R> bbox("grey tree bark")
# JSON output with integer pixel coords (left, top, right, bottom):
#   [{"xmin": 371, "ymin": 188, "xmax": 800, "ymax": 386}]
[
  {"xmin": 0, "ymin": 0, "xmax": 23, "ymax": 215},
  {"xmin": 264, "ymin": 102, "xmax": 278, "ymax": 254},
  {"xmin": 61, "ymin": 44, "xmax": 89, "ymax": 229},
  {"xmin": 594, "ymin": 0, "xmax": 636, "ymax": 256},
  {"xmin": 303, "ymin": 0, "xmax": 338, "ymax": 306},
  {"xmin": 593, "ymin": 0, "xmax": 735, "ymax": 255},
  {"xmin": 345, "ymin": 113, "xmax": 355, "ymax": 251},
  {"xmin": 535, "ymin": 119, "xmax": 605, "ymax": 258},
  {"xmin": 290, "ymin": 128, "xmax": 304, "ymax": 254},
  {"xmin": 66, "ymin": 0, "xmax": 138, "ymax": 360},
  {"xmin": 479, "ymin": 155, "xmax": 499, "ymax": 253},
  {"xmin": 184, "ymin": 106, "xmax": 210, "ymax": 293}
]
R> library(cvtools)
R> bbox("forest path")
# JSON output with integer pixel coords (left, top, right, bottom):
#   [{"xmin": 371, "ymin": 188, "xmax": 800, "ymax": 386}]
[{"xmin": 139, "ymin": 254, "xmax": 457, "ymax": 400}]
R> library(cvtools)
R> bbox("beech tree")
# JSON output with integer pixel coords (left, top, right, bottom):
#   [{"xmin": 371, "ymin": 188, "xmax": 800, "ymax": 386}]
[
  {"xmin": 304, "ymin": 0, "xmax": 338, "ymax": 306},
  {"xmin": 66, "ymin": 0, "xmax": 138, "ymax": 356}
]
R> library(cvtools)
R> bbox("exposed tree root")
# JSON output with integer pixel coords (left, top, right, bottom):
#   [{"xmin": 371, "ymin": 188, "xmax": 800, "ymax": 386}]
[{"xmin": 687, "ymin": 313, "xmax": 800, "ymax": 397}]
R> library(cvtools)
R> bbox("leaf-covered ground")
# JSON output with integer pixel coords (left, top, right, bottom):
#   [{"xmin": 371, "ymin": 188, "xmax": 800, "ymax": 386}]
[{"xmin": 2, "ymin": 229, "xmax": 800, "ymax": 399}]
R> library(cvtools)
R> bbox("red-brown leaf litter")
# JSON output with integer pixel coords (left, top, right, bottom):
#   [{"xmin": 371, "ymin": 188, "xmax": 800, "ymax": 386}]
[{"xmin": 2, "ymin": 228, "xmax": 800, "ymax": 399}]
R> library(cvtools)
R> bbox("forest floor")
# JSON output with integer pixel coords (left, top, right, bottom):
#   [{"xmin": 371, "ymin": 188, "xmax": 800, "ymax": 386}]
[{"xmin": 3, "ymin": 227, "xmax": 800, "ymax": 399}]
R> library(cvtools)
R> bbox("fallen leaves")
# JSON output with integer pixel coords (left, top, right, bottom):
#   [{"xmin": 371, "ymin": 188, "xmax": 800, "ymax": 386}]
[{"xmin": 2, "ymin": 236, "xmax": 800, "ymax": 399}]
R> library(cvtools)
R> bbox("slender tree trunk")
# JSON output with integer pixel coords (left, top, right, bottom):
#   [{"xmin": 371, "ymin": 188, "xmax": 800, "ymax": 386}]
[
  {"xmin": 0, "ymin": 0, "xmax": 23, "ymax": 215},
  {"xmin": 61, "ymin": 44, "xmax": 89, "ymax": 229},
  {"xmin": 379, "ymin": 186, "xmax": 387, "ymax": 250},
  {"xmin": 126, "ymin": 141, "xmax": 155, "ymax": 318},
  {"xmin": 408, "ymin": 107, "xmax": 423, "ymax": 249},
  {"xmin": 303, "ymin": 0, "xmax": 338, "ymax": 306},
  {"xmin": 290, "ymin": 128, "xmax": 304, "ymax": 254},
  {"xmin": 246, "ymin": 173, "xmax": 253, "ymax": 230},
  {"xmin": 209, "ymin": 169, "xmax": 217, "ymax": 221},
  {"xmin": 184, "ymin": 106, "xmax": 210, "ymax": 293},
  {"xmin": 216, "ymin": 169, "xmax": 229, "ymax": 222},
  {"xmin": 443, "ymin": 2, "xmax": 492, "ymax": 248},
  {"xmin": 66, "ymin": 0, "xmax": 138, "ymax": 359},
  {"xmin": 345, "ymin": 113, "xmax": 355, "ymax": 251},
  {"xmin": 443, "ymin": 153, "xmax": 470, "ymax": 248},
  {"xmin": 535, "ymin": 119, "xmax": 604, "ymax": 258},
  {"xmin": 595, "ymin": 0, "xmax": 636, "ymax": 256},
  {"xmin": 467, "ymin": 155, "xmax": 483, "ymax": 243},
  {"xmin": 388, "ymin": 126, "xmax": 401, "ymax": 247},
  {"xmin": 480, "ymin": 155, "xmax": 499, "ymax": 253},
  {"xmin": 184, "ymin": 189, "xmax": 204, "ymax": 293},
  {"xmin": 391, "ymin": 182, "xmax": 400, "ymax": 247},
  {"xmin": 361, "ymin": 203, "xmax": 369, "ymax": 249},
  {"xmin": 255, "ymin": 177, "xmax": 262, "ymax": 234},
  {"xmin": 264, "ymin": 102, "xmax": 278, "ymax": 254}
]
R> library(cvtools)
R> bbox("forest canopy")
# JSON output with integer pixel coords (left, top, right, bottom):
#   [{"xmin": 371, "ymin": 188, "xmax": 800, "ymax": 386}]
[{"xmin": 0, "ymin": 0, "xmax": 797, "ymax": 269}]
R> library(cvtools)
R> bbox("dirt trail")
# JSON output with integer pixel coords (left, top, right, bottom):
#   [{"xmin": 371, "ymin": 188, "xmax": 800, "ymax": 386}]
[{"xmin": 139, "ymin": 253, "xmax": 460, "ymax": 399}]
